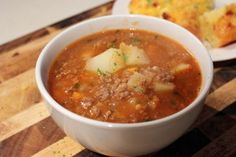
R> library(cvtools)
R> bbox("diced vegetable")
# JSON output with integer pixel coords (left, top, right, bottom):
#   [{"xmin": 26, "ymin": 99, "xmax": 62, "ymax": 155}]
[
  {"xmin": 171, "ymin": 63, "xmax": 190, "ymax": 74},
  {"xmin": 73, "ymin": 82, "xmax": 80, "ymax": 89},
  {"xmin": 85, "ymin": 48, "xmax": 125, "ymax": 74},
  {"xmin": 81, "ymin": 50, "xmax": 93, "ymax": 61},
  {"xmin": 153, "ymin": 82, "xmax": 175, "ymax": 93},
  {"xmin": 127, "ymin": 72, "xmax": 146, "ymax": 93},
  {"xmin": 85, "ymin": 43, "xmax": 150, "ymax": 75},
  {"xmin": 72, "ymin": 92, "xmax": 83, "ymax": 100},
  {"xmin": 120, "ymin": 43, "xmax": 150, "ymax": 65}
]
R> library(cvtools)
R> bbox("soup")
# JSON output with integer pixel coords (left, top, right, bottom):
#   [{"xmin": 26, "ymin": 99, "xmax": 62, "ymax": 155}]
[{"xmin": 48, "ymin": 29, "xmax": 202, "ymax": 123}]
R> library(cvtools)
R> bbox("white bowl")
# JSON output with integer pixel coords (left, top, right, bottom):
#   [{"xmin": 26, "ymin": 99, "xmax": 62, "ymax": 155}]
[{"xmin": 35, "ymin": 15, "xmax": 213, "ymax": 157}]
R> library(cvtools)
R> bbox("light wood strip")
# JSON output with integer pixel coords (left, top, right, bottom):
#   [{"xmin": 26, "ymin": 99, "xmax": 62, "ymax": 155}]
[
  {"xmin": 32, "ymin": 136, "xmax": 84, "ymax": 157},
  {"xmin": 205, "ymin": 78, "xmax": 236, "ymax": 111},
  {"xmin": 193, "ymin": 78, "xmax": 236, "ymax": 127},
  {"xmin": 0, "ymin": 29, "xmax": 60, "ymax": 82},
  {"xmin": 0, "ymin": 102, "xmax": 49, "ymax": 142},
  {"xmin": 0, "ymin": 68, "xmax": 41, "ymax": 121},
  {"xmin": 31, "ymin": 78, "xmax": 236, "ymax": 156}
]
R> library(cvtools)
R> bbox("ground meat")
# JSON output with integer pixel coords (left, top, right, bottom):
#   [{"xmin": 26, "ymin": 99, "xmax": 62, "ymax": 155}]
[
  {"xmin": 140, "ymin": 66, "xmax": 174, "ymax": 83},
  {"xmin": 90, "ymin": 66, "xmax": 174, "ymax": 101},
  {"xmin": 103, "ymin": 110, "xmax": 112, "ymax": 120},
  {"xmin": 89, "ymin": 105, "xmax": 100, "ymax": 118},
  {"xmin": 148, "ymin": 96, "xmax": 160, "ymax": 110},
  {"xmin": 80, "ymin": 97, "xmax": 93, "ymax": 109}
]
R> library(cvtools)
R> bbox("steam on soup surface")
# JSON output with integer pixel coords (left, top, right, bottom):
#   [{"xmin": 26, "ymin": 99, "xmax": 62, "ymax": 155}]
[{"xmin": 48, "ymin": 29, "xmax": 201, "ymax": 123}]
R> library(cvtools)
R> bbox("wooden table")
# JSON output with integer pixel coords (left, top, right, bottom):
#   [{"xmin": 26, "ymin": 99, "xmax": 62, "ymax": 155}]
[{"xmin": 0, "ymin": 1, "xmax": 236, "ymax": 157}]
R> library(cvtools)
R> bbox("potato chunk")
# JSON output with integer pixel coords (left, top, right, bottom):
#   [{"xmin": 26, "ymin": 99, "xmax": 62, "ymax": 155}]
[
  {"xmin": 85, "ymin": 48, "xmax": 125, "ymax": 74},
  {"xmin": 127, "ymin": 72, "xmax": 146, "ymax": 93},
  {"xmin": 120, "ymin": 43, "xmax": 150, "ymax": 65},
  {"xmin": 171, "ymin": 63, "xmax": 191, "ymax": 74},
  {"xmin": 85, "ymin": 43, "xmax": 150, "ymax": 75},
  {"xmin": 153, "ymin": 82, "xmax": 175, "ymax": 93}
]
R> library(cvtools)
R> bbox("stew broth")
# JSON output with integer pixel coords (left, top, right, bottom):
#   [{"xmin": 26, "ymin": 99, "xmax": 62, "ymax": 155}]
[{"xmin": 48, "ymin": 29, "xmax": 202, "ymax": 123}]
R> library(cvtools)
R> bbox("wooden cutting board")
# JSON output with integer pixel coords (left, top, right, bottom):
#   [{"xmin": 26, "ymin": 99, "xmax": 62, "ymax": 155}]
[{"xmin": 0, "ymin": 1, "xmax": 236, "ymax": 157}]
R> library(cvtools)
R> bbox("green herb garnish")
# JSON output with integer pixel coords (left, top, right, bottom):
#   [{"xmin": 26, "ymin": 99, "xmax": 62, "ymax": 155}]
[
  {"xmin": 134, "ymin": 86, "xmax": 145, "ymax": 93},
  {"xmin": 108, "ymin": 39, "xmax": 117, "ymax": 48},
  {"xmin": 115, "ymin": 29, "xmax": 121, "ymax": 34},
  {"xmin": 123, "ymin": 54, "xmax": 128, "ymax": 62},
  {"xmin": 130, "ymin": 37, "xmax": 141, "ymax": 44},
  {"xmin": 73, "ymin": 82, "xmax": 80, "ymax": 89},
  {"xmin": 86, "ymin": 38, "xmax": 93, "ymax": 43},
  {"xmin": 115, "ymin": 50, "xmax": 122, "ymax": 56},
  {"xmin": 97, "ymin": 68, "xmax": 106, "ymax": 76},
  {"xmin": 154, "ymin": 35, "xmax": 159, "ymax": 39}
]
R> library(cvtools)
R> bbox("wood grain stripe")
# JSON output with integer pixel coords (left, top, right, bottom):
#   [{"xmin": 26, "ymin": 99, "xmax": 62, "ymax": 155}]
[
  {"xmin": 206, "ymin": 78, "xmax": 236, "ymax": 111},
  {"xmin": 193, "ymin": 125, "xmax": 236, "ymax": 157},
  {"xmin": 210, "ymin": 66, "xmax": 236, "ymax": 92},
  {"xmin": 0, "ymin": 2, "xmax": 113, "ymax": 83},
  {"xmin": 32, "ymin": 137, "xmax": 84, "ymax": 157},
  {"xmin": 193, "ymin": 78, "xmax": 236, "ymax": 127},
  {"xmin": 0, "ymin": 117, "xmax": 65, "ymax": 157},
  {"xmin": 30, "ymin": 78, "xmax": 236, "ymax": 157},
  {"xmin": 0, "ymin": 29, "xmax": 49, "ymax": 54},
  {"xmin": 198, "ymin": 111, "xmax": 236, "ymax": 140},
  {"xmin": 0, "ymin": 102, "xmax": 49, "ymax": 142},
  {"xmin": 0, "ymin": 29, "xmax": 60, "ymax": 82},
  {"xmin": 0, "ymin": 69, "xmax": 41, "ymax": 121}
]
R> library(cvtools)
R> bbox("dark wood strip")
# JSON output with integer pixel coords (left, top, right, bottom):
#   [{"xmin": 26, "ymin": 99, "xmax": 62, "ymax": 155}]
[
  {"xmin": 0, "ymin": 117, "xmax": 65, "ymax": 157},
  {"xmin": 150, "ymin": 128, "xmax": 211, "ymax": 157},
  {"xmin": 0, "ymin": 28, "xmax": 49, "ymax": 54},
  {"xmin": 193, "ymin": 125, "xmax": 236, "ymax": 157},
  {"xmin": 74, "ymin": 150, "xmax": 105, "ymax": 157},
  {"xmin": 210, "ymin": 65, "xmax": 236, "ymax": 92},
  {"xmin": 191, "ymin": 105, "xmax": 218, "ymax": 128},
  {"xmin": 214, "ymin": 58, "xmax": 236, "ymax": 68},
  {"xmin": 72, "ymin": 104, "xmax": 236, "ymax": 157},
  {"xmin": 228, "ymin": 151, "xmax": 236, "ymax": 157},
  {"xmin": 192, "ymin": 78, "xmax": 236, "ymax": 128},
  {"xmin": 198, "ymin": 111, "xmax": 236, "ymax": 140},
  {"xmin": 222, "ymin": 101, "xmax": 236, "ymax": 120},
  {"xmin": 73, "ymin": 128, "xmax": 211, "ymax": 157}
]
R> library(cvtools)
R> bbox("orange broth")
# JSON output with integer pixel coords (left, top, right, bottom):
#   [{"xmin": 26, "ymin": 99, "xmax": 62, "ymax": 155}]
[{"xmin": 48, "ymin": 29, "xmax": 202, "ymax": 123}]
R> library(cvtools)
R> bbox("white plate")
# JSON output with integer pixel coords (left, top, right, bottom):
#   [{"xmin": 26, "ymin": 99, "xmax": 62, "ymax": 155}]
[{"xmin": 112, "ymin": 0, "xmax": 236, "ymax": 62}]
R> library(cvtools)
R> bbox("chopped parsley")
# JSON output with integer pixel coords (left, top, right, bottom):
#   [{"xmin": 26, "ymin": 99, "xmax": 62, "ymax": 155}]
[
  {"xmin": 115, "ymin": 50, "xmax": 122, "ymax": 56},
  {"xmin": 154, "ymin": 35, "xmax": 159, "ymax": 39},
  {"xmin": 108, "ymin": 39, "xmax": 117, "ymax": 48},
  {"xmin": 73, "ymin": 82, "xmax": 80, "ymax": 89},
  {"xmin": 123, "ymin": 54, "xmax": 128, "ymax": 62},
  {"xmin": 134, "ymin": 86, "xmax": 145, "ymax": 93},
  {"xmin": 115, "ymin": 29, "xmax": 121, "ymax": 34},
  {"xmin": 130, "ymin": 37, "xmax": 141, "ymax": 44},
  {"xmin": 97, "ymin": 68, "xmax": 106, "ymax": 77}
]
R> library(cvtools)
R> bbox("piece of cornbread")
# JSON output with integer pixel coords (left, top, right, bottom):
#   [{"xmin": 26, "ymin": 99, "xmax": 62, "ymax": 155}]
[
  {"xmin": 129, "ymin": 0, "xmax": 214, "ymax": 38},
  {"xmin": 199, "ymin": 3, "xmax": 236, "ymax": 47}
]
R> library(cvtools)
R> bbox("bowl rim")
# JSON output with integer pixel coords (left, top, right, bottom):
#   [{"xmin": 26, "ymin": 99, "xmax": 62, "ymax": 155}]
[{"xmin": 35, "ymin": 15, "xmax": 213, "ymax": 129}]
